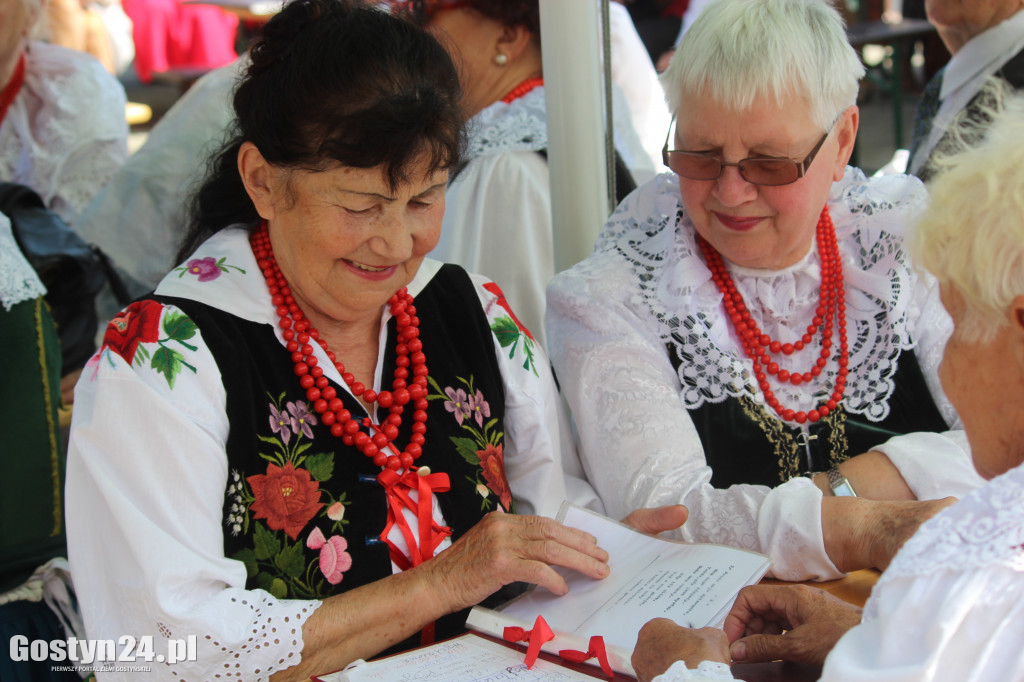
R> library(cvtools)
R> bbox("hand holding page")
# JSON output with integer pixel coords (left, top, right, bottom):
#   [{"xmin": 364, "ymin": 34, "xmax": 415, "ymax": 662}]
[{"xmin": 467, "ymin": 503, "xmax": 771, "ymax": 677}]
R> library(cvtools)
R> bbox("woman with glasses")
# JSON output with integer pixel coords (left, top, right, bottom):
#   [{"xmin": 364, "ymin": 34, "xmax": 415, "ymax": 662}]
[{"xmin": 547, "ymin": 0, "xmax": 979, "ymax": 581}]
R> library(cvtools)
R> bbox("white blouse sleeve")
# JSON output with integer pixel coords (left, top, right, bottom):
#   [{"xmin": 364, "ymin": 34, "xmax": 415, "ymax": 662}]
[
  {"xmin": 66, "ymin": 302, "xmax": 320, "ymax": 681},
  {"xmin": 653, "ymin": 661, "xmax": 736, "ymax": 681},
  {"xmin": 469, "ymin": 272, "xmax": 602, "ymax": 519},
  {"xmin": 821, "ymin": 564, "xmax": 1024, "ymax": 681},
  {"xmin": 546, "ymin": 259, "xmax": 841, "ymax": 581}
]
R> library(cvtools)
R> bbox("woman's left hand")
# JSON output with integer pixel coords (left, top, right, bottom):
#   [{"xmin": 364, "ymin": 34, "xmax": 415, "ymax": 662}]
[
  {"xmin": 632, "ymin": 619, "xmax": 730, "ymax": 681},
  {"xmin": 621, "ymin": 504, "xmax": 689, "ymax": 535}
]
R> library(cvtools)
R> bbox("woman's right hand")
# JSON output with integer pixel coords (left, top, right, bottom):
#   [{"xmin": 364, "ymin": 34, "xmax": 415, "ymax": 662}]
[{"xmin": 424, "ymin": 510, "xmax": 611, "ymax": 613}]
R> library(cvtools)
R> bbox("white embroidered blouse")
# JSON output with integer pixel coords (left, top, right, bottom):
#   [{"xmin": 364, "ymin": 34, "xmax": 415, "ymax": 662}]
[
  {"xmin": 66, "ymin": 228, "xmax": 598, "ymax": 680},
  {"xmin": 0, "ymin": 42, "xmax": 127, "ymax": 226},
  {"xmin": 546, "ymin": 168, "xmax": 985, "ymax": 581}
]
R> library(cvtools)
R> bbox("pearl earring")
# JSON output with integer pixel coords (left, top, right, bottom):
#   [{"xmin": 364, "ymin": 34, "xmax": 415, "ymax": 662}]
[{"xmin": 494, "ymin": 53, "xmax": 508, "ymax": 66}]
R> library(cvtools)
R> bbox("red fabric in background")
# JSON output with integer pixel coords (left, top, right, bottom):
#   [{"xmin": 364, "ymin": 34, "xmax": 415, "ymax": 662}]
[{"xmin": 123, "ymin": 0, "xmax": 238, "ymax": 82}]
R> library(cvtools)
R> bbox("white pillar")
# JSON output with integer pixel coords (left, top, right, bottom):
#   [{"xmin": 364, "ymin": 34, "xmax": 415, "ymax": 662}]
[{"xmin": 539, "ymin": 0, "xmax": 611, "ymax": 273}]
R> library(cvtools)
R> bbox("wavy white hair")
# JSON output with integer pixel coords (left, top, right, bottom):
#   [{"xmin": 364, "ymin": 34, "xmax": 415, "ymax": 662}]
[{"xmin": 661, "ymin": 0, "xmax": 864, "ymax": 130}]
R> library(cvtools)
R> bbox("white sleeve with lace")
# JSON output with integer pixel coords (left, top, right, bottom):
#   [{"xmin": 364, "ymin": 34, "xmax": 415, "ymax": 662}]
[
  {"xmin": 547, "ymin": 255, "xmax": 840, "ymax": 581},
  {"xmin": 66, "ymin": 303, "xmax": 320, "ymax": 681},
  {"xmin": 652, "ymin": 661, "xmax": 736, "ymax": 681}
]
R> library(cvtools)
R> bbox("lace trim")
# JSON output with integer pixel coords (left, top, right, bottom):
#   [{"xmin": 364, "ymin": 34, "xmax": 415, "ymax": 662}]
[
  {"xmin": 654, "ymin": 660, "xmax": 735, "ymax": 681},
  {"xmin": 0, "ymin": 215, "xmax": 46, "ymax": 311},
  {"xmin": 464, "ymin": 87, "xmax": 548, "ymax": 161},
  {"xmin": 592, "ymin": 169, "xmax": 933, "ymax": 422}
]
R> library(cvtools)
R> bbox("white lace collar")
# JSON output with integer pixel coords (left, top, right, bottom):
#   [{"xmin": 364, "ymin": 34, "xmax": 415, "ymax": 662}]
[
  {"xmin": 866, "ymin": 461, "xmax": 1024, "ymax": 622},
  {"xmin": 464, "ymin": 87, "xmax": 548, "ymax": 162},
  {"xmin": 153, "ymin": 226, "xmax": 443, "ymax": 326},
  {"xmin": 0, "ymin": 213, "xmax": 46, "ymax": 311},
  {"xmin": 595, "ymin": 168, "xmax": 934, "ymax": 421}
]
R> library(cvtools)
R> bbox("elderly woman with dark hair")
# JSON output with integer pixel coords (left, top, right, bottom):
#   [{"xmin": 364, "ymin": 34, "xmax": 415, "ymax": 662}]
[
  {"xmin": 64, "ymin": 2, "xmax": 618, "ymax": 680},
  {"xmin": 631, "ymin": 87, "xmax": 1024, "ymax": 682},
  {"xmin": 403, "ymin": 0, "xmax": 653, "ymax": 347}
]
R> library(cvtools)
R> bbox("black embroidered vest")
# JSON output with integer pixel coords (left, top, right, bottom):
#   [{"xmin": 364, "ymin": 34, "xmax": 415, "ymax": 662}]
[
  {"xmin": 155, "ymin": 265, "xmax": 522, "ymax": 650},
  {"xmin": 668, "ymin": 346, "xmax": 950, "ymax": 488}
]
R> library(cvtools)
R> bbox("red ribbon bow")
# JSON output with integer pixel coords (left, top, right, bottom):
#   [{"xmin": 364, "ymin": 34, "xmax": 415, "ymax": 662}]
[
  {"xmin": 376, "ymin": 467, "xmax": 452, "ymax": 571},
  {"xmin": 503, "ymin": 615, "xmax": 554, "ymax": 668},
  {"xmin": 560, "ymin": 635, "xmax": 614, "ymax": 678}
]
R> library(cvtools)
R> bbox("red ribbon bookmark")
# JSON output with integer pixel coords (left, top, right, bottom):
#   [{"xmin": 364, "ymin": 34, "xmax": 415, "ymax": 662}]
[
  {"xmin": 503, "ymin": 615, "xmax": 554, "ymax": 668},
  {"xmin": 560, "ymin": 635, "xmax": 614, "ymax": 678}
]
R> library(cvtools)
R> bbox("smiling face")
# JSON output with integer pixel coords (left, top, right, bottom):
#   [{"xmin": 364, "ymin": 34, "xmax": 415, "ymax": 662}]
[
  {"xmin": 673, "ymin": 90, "xmax": 856, "ymax": 270},
  {"xmin": 241, "ymin": 144, "xmax": 447, "ymax": 331}
]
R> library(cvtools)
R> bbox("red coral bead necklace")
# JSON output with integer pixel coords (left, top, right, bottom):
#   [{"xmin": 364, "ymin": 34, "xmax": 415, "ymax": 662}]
[
  {"xmin": 250, "ymin": 222, "xmax": 429, "ymax": 470},
  {"xmin": 698, "ymin": 205, "xmax": 849, "ymax": 424},
  {"xmin": 501, "ymin": 76, "xmax": 544, "ymax": 104}
]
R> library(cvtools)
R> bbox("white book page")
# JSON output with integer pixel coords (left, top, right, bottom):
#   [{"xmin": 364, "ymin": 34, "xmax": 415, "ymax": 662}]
[
  {"xmin": 320, "ymin": 633, "xmax": 601, "ymax": 682},
  {"xmin": 497, "ymin": 504, "xmax": 770, "ymax": 652}
]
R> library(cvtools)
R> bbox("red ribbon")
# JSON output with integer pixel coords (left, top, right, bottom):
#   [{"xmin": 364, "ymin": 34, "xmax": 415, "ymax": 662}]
[
  {"xmin": 376, "ymin": 467, "xmax": 452, "ymax": 571},
  {"xmin": 560, "ymin": 635, "xmax": 614, "ymax": 678},
  {"xmin": 503, "ymin": 615, "xmax": 554, "ymax": 669}
]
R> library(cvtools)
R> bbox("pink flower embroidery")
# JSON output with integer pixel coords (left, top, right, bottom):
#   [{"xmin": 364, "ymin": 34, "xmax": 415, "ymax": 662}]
[
  {"xmin": 185, "ymin": 257, "xmax": 222, "ymax": 282},
  {"xmin": 307, "ymin": 528, "xmax": 352, "ymax": 585}
]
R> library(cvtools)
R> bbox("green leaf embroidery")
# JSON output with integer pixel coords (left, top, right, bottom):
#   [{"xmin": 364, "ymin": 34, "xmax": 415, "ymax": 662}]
[
  {"xmin": 274, "ymin": 541, "xmax": 306, "ymax": 579},
  {"xmin": 162, "ymin": 311, "xmax": 198, "ymax": 344},
  {"xmin": 151, "ymin": 347, "xmax": 189, "ymax": 389},
  {"xmin": 269, "ymin": 578, "xmax": 288, "ymax": 599},
  {"xmin": 490, "ymin": 316, "xmax": 521, "ymax": 349},
  {"xmin": 304, "ymin": 452, "xmax": 335, "ymax": 482},
  {"xmin": 451, "ymin": 437, "xmax": 482, "ymax": 466},
  {"xmin": 253, "ymin": 523, "xmax": 281, "ymax": 561},
  {"xmin": 232, "ymin": 548, "xmax": 258, "ymax": 579}
]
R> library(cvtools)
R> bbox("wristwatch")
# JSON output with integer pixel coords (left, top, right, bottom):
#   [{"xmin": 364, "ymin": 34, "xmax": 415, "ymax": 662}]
[{"xmin": 827, "ymin": 466, "xmax": 857, "ymax": 497}]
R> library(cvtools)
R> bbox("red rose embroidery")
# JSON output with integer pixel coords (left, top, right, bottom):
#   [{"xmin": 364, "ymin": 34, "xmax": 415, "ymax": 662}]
[
  {"xmin": 102, "ymin": 300, "xmax": 164, "ymax": 364},
  {"xmin": 248, "ymin": 462, "xmax": 324, "ymax": 540},
  {"xmin": 477, "ymin": 443, "xmax": 513, "ymax": 511},
  {"xmin": 483, "ymin": 282, "xmax": 535, "ymax": 341}
]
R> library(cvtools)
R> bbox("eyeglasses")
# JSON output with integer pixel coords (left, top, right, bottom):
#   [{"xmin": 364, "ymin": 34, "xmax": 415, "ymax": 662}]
[{"xmin": 662, "ymin": 121, "xmax": 832, "ymax": 187}]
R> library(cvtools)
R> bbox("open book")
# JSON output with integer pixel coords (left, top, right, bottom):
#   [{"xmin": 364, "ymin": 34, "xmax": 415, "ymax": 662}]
[{"xmin": 466, "ymin": 503, "xmax": 770, "ymax": 677}]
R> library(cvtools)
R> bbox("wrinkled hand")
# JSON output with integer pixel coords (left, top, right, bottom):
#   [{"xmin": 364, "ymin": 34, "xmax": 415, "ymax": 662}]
[
  {"xmin": 723, "ymin": 584, "xmax": 861, "ymax": 666},
  {"xmin": 621, "ymin": 505, "xmax": 688, "ymax": 536},
  {"xmin": 426, "ymin": 510, "xmax": 610, "ymax": 613},
  {"xmin": 632, "ymin": 619, "xmax": 730, "ymax": 682},
  {"xmin": 822, "ymin": 496, "xmax": 957, "ymax": 572}
]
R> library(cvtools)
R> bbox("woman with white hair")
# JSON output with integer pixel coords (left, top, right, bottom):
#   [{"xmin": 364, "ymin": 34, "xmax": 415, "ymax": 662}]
[
  {"xmin": 631, "ymin": 86, "xmax": 1024, "ymax": 682},
  {"xmin": 547, "ymin": 0, "xmax": 977, "ymax": 581}
]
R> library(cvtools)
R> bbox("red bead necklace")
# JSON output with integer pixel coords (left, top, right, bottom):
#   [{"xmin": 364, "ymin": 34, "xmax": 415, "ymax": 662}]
[
  {"xmin": 250, "ymin": 223, "xmax": 430, "ymax": 470},
  {"xmin": 698, "ymin": 206, "xmax": 849, "ymax": 424},
  {"xmin": 501, "ymin": 76, "xmax": 544, "ymax": 104}
]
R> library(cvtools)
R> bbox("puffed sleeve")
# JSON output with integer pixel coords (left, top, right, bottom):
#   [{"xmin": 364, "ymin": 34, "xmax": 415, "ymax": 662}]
[
  {"xmin": 545, "ymin": 196, "xmax": 840, "ymax": 581},
  {"xmin": 468, "ymin": 273, "xmax": 602, "ymax": 519},
  {"xmin": 66, "ymin": 301, "xmax": 320, "ymax": 681}
]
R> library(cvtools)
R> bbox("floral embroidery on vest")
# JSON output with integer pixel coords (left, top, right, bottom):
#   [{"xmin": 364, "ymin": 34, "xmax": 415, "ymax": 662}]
[
  {"xmin": 429, "ymin": 375, "xmax": 512, "ymax": 512},
  {"xmin": 227, "ymin": 392, "xmax": 353, "ymax": 599}
]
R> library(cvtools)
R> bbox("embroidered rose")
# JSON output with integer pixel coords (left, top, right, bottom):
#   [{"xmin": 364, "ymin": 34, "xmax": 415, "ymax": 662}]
[
  {"xmin": 444, "ymin": 387, "xmax": 472, "ymax": 425},
  {"xmin": 286, "ymin": 400, "xmax": 317, "ymax": 440},
  {"xmin": 184, "ymin": 257, "xmax": 222, "ymax": 282},
  {"xmin": 269, "ymin": 403, "xmax": 292, "ymax": 445},
  {"xmin": 102, "ymin": 300, "xmax": 164, "ymax": 365},
  {"xmin": 327, "ymin": 502, "xmax": 345, "ymax": 521},
  {"xmin": 483, "ymin": 282, "xmax": 535, "ymax": 341},
  {"xmin": 307, "ymin": 527, "xmax": 352, "ymax": 585},
  {"xmin": 248, "ymin": 462, "xmax": 324, "ymax": 540},
  {"xmin": 477, "ymin": 443, "xmax": 512, "ymax": 511},
  {"xmin": 467, "ymin": 390, "xmax": 490, "ymax": 427}
]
